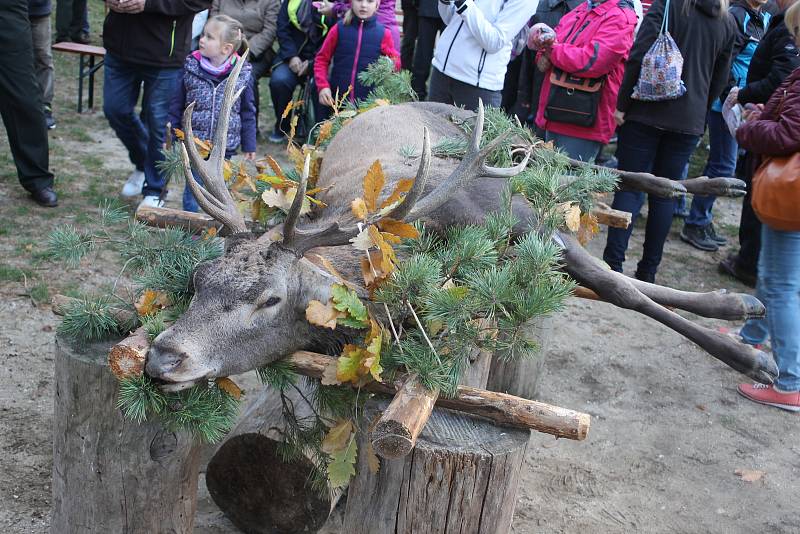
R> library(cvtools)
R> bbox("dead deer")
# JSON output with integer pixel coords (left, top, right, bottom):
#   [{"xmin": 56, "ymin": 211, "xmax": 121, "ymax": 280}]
[{"xmin": 146, "ymin": 57, "xmax": 777, "ymax": 390}]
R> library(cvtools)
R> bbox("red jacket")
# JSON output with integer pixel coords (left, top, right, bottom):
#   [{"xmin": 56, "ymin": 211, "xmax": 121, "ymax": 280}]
[
  {"xmin": 737, "ymin": 67, "xmax": 800, "ymax": 157},
  {"xmin": 535, "ymin": 0, "xmax": 637, "ymax": 143}
]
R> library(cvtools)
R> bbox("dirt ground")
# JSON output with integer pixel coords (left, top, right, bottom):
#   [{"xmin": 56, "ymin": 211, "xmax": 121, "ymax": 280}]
[{"xmin": 1, "ymin": 12, "xmax": 799, "ymax": 533}]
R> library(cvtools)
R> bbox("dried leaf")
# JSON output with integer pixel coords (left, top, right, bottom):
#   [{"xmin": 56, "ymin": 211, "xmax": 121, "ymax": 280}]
[
  {"xmin": 378, "ymin": 218, "xmax": 419, "ymax": 239},
  {"xmin": 134, "ymin": 290, "xmax": 170, "ymax": 316},
  {"xmin": 281, "ymin": 99, "xmax": 302, "ymax": 119},
  {"xmin": 261, "ymin": 188, "xmax": 311, "ymax": 215},
  {"xmin": 350, "ymin": 226, "xmax": 374, "ymax": 251},
  {"xmin": 215, "ymin": 377, "xmax": 242, "ymax": 400},
  {"xmin": 735, "ymin": 469, "xmax": 765, "ymax": 482},
  {"xmin": 202, "ymin": 227, "xmax": 218, "ymax": 240},
  {"xmin": 265, "ymin": 156, "xmax": 286, "ymax": 179},
  {"xmin": 316, "ymin": 121, "xmax": 334, "ymax": 145},
  {"xmin": 561, "ymin": 202, "xmax": 581, "ymax": 232},
  {"xmin": 322, "ymin": 419, "xmax": 353, "ymax": 454},
  {"xmin": 287, "ymin": 140, "xmax": 303, "ymax": 172},
  {"xmin": 363, "ymin": 160, "xmax": 386, "ymax": 213},
  {"xmin": 308, "ymin": 253, "xmax": 346, "ymax": 283},
  {"xmin": 380, "ymin": 178, "xmax": 414, "ymax": 209},
  {"xmin": 327, "ymin": 438, "xmax": 357, "ymax": 488},
  {"xmin": 337, "ymin": 344, "xmax": 366, "ymax": 383},
  {"xmin": 380, "ymin": 232, "xmax": 402, "ymax": 245},
  {"xmin": 305, "ymin": 300, "xmax": 341, "ymax": 329},
  {"xmin": 577, "ymin": 213, "xmax": 600, "ymax": 245},
  {"xmin": 365, "ymin": 442, "xmax": 381, "ymax": 474},
  {"xmin": 351, "ymin": 198, "xmax": 368, "ymax": 220},
  {"xmin": 361, "ymin": 251, "xmax": 390, "ymax": 290}
]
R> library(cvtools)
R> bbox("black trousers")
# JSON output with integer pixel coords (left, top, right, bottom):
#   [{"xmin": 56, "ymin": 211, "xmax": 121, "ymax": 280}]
[
  {"xmin": 55, "ymin": 0, "xmax": 88, "ymax": 40},
  {"xmin": 410, "ymin": 16, "xmax": 444, "ymax": 101},
  {"xmin": 400, "ymin": 3, "xmax": 418, "ymax": 70},
  {"xmin": 736, "ymin": 155, "xmax": 762, "ymax": 274},
  {"xmin": 0, "ymin": 0, "xmax": 54, "ymax": 193}
]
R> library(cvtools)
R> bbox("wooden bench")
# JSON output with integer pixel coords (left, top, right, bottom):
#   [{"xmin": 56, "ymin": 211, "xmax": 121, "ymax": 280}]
[{"xmin": 52, "ymin": 42, "xmax": 106, "ymax": 113}]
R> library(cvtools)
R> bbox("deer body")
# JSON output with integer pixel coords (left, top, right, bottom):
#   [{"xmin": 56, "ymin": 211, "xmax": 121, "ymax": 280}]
[{"xmin": 146, "ymin": 55, "xmax": 777, "ymax": 390}]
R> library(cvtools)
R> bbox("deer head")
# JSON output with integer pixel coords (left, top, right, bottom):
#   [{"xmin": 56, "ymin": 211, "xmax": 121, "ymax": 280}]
[{"xmin": 145, "ymin": 56, "xmax": 531, "ymax": 388}]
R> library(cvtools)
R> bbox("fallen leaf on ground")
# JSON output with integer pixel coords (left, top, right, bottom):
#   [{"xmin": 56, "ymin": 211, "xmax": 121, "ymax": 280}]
[{"xmin": 734, "ymin": 468, "xmax": 765, "ymax": 482}]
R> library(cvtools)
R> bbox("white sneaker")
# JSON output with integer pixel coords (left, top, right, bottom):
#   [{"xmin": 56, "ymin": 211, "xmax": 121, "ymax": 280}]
[
  {"xmin": 121, "ymin": 170, "xmax": 146, "ymax": 197},
  {"xmin": 138, "ymin": 195, "xmax": 164, "ymax": 209}
]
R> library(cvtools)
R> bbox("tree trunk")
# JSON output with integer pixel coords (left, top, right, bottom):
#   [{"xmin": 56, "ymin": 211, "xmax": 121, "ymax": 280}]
[
  {"xmin": 51, "ymin": 336, "xmax": 202, "ymax": 534},
  {"xmin": 486, "ymin": 315, "xmax": 553, "ymax": 399},
  {"xmin": 204, "ymin": 384, "xmax": 334, "ymax": 534},
  {"xmin": 343, "ymin": 404, "xmax": 530, "ymax": 534}
]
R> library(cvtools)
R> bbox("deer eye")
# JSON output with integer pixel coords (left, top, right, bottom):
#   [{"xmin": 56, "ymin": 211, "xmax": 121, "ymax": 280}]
[{"xmin": 256, "ymin": 296, "xmax": 281, "ymax": 310}]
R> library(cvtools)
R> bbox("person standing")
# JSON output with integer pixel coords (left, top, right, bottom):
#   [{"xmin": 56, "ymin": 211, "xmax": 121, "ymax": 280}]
[
  {"xmin": 680, "ymin": 0, "xmax": 771, "ymax": 252},
  {"xmin": 602, "ymin": 0, "xmax": 736, "ymax": 283},
  {"xmin": 427, "ymin": 0, "xmax": 538, "ymax": 110},
  {"xmin": 0, "ymin": 0, "xmax": 57, "ymax": 207},
  {"xmin": 735, "ymin": 1, "xmax": 800, "ymax": 411},
  {"xmin": 719, "ymin": 0, "xmax": 800, "ymax": 286},
  {"xmin": 408, "ymin": 0, "xmax": 444, "ymax": 100},
  {"xmin": 28, "ymin": 0, "xmax": 56, "ymax": 129},
  {"xmin": 103, "ymin": 0, "xmax": 211, "ymax": 208},
  {"xmin": 55, "ymin": 0, "xmax": 90, "ymax": 43}
]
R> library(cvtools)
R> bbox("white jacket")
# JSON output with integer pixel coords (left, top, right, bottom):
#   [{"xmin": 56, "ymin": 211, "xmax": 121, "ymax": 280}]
[{"xmin": 433, "ymin": 0, "xmax": 539, "ymax": 91}]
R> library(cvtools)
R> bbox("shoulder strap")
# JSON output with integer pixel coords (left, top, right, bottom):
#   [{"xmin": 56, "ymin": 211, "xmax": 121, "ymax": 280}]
[{"xmin": 660, "ymin": 0, "xmax": 671, "ymax": 34}]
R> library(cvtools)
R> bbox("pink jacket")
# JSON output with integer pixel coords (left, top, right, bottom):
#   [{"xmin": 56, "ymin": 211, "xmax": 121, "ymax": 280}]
[{"xmin": 535, "ymin": 0, "xmax": 637, "ymax": 143}]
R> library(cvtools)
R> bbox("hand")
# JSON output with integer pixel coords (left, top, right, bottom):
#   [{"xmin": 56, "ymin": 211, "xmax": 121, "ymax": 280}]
[
  {"xmin": 527, "ymin": 23, "xmax": 556, "ymax": 50},
  {"xmin": 536, "ymin": 54, "xmax": 552, "ymax": 73},
  {"xmin": 288, "ymin": 56, "xmax": 302, "ymax": 74},
  {"xmin": 728, "ymin": 86, "xmax": 739, "ymax": 104},
  {"xmin": 243, "ymin": 152, "xmax": 256, "ymax": 161},
  {"xmin": 614, "ymin": 110, "xmax": 625, "ymax": 126},
  {"xmin": 107, "ymin": 0, "xmax": 146, "ymax": 13},
  {"xmin": 316, "ymin": 0, "xmax": 334, "ymax": 17},
  {"xmin": 318, "ymin": 87, "xmax": 334, "ymax": 108},
  {"xmin": 297, "ymin": 60, "xmax": 309, "ymax": 77}
]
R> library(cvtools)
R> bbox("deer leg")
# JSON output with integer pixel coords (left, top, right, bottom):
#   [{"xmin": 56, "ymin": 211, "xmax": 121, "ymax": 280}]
[
  {"xmin": 680, "ymin": 177, "xmax": 747, "ymax": 197},
  {"xmin": 557, "ymin": 232, "xmax": 777, "ymax": 383}
]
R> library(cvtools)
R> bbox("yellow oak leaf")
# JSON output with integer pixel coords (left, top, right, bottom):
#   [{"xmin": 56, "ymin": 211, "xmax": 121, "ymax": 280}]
[
  {"xmin": 305, "ymin": 300, "xmax": 342, "ymax": 329},
  {"xmin": 561, "ymin": 202, "xmax": 581, "ymax": 232},
  {"xmin": 265, "ymin": 156, "xmax": 286, "ymax": 180},
  {"xmin": 361, "ymin": 251, "xmax": 390, "ymax": 291},
  {"xmin": 336, "ymin": 344, "xmax": 366, "ymax": 383},
  {"xmin": 321, "ymin": 419, "xmax": 353, "ymax": 454},
  {"xmin": 577, "ymin": 213, "xmax": 600, "ymax": 245},
  {"xmin": 351, "ymin": 198, "xmax": 368, "ymax": 220},
  {"xmin": 134, "ymin": 289, "xmax": 170, "ymax": 316},
  {"xmin": 261, "ymin": 187, "xmax": 311, "ymax": 215},
  {"xmin": 379, "ymin": 178, "xmax": 415, "ymax": 209},
  {"xmin": 365, "ymin": 442, "xmax": 381, "ymax": 474},
  {"xmin": 215, "ymin": 377, "xmax": 242, "ymax": 399},
  {"xmin": 378, "ymin": 218, "xmax": 419, "ymax": 239},
  {"xmin": 363, "ymin": 160, "xmax": 386, "ymax": 212}
]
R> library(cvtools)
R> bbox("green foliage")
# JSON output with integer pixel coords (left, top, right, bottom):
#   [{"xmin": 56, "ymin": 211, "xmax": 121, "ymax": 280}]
[
  {"xmin": 358, "ymin": 56, "xmax": 417, "ymax": 104},
  {"xmin": 117, "ymin": 374, "xmax": 241, "ymax": 443},
  {"xmin": 47, "ymin": 225, "xmax": 94, "ymax": 267},
  {"xmin": 156, "ymin": 143, "xmax": 186, "ymax": 187},
  {"xmin": 330, "ymin": 284, "xmax": 369, "ymax": 328},
  {"xmin": 56, "ymin": 295, "xmax": 130, "ymax": 343},
  {"xmin": 141, "ymin": 312, "xmax": 168, "ymax": 340},
  {"xmin": 327, "ymin": 438, "xmax": 357, "ymax": 488},
  {"xmin": 257, "ymin": 359, "xmax": 299, "ymax": 390}
]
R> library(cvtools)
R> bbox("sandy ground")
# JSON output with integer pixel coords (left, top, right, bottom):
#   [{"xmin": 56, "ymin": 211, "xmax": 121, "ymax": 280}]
[{"xmin": 1, "ymin": 19, "xmax": 798, "ymax": 532}]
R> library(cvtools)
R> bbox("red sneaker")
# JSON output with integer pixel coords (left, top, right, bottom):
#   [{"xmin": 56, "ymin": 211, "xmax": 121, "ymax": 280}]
[{"xmin": 738, "ymin": 383, "xmax": 800, "ymax": 412}]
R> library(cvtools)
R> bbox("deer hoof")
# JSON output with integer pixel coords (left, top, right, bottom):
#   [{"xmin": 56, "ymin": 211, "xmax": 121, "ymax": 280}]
[{"xmin": 750, "ymin": 351, "xmax": 779, "ymax": 385}]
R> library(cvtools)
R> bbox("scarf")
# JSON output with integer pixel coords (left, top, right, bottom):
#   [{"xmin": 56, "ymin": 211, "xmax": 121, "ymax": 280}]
[{"xmin": 191, "ymin": 50, "xmax": 238, "ymax": 77}]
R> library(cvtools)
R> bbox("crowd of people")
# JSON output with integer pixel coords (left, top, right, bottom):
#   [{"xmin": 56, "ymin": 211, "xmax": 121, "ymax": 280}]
[{"xmin": 0, "ymin": 0, "xmax": 798, "ymax": 410}]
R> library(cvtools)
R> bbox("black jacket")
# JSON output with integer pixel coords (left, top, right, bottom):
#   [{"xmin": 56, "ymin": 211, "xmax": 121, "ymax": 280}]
[
  {"xmin": 27, "ymin": 0, "xmax": 50, "ymax": 17},
  {"xmin": 616, "ymin": 0, "xmax": 736, "ymax": 135},
  {"xmin": 274, "ymin": 0, "xmax": 327, "ymax": 63},
  {"xmin": 103, "ymin": 0, "xmax": 211, "ymax": 69},
  {"xmin": 737, "ymin": 11, "xmax": 800, "ymax": 105}
]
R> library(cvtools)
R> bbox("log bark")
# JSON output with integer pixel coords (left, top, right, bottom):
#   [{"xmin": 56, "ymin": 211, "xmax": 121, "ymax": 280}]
[
  {"xmin": 370, "ymin": 375, "xmax": 438, "ymax": 459},
  {"xmin": 288, "ymin": 350, "xmax": 589, "ymax": 440},
  {"xmin": 204, "ymin": 384, "xmax": 333, "ymax": 534},
  {"xmin": 486, "ymin": 316, "xmax": 553, "ymax": 400},
  {"xmin": 344, "ymin": 404, "xmax": 530, "ymax": 534},
  {"xmin": 107, "ymin": 326, "xmax": 149, "ymax": 379},
  {"xmin": 135, "ymin": 205, "xmax": 223, "ymax": 233},
  {"xmin": 51, "ymin": 336, "xmax": 202, "ymax": 534}
]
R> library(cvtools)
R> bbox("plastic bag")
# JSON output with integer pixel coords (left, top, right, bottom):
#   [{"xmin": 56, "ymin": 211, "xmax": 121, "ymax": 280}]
[{"xmin": 722, "ymin": 90, "xmax": 743, "ymax": 137}]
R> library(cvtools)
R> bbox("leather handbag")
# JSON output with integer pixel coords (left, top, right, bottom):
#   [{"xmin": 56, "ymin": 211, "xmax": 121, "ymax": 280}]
[
  {"xmin": 544, "ymin": 68, "xmax": 604, "ymax": 127},
  {"xmin": 751, "ymin": 90, "xmax": 800, "ymax": 231}
]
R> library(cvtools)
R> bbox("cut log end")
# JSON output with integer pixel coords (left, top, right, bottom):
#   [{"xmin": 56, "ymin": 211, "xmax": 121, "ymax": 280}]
[
  {"xmin": 107, "ymin": 327, "xmax": 149, "ymax": 379},
  {"xmin": 371, "ymin": 420, "xmax": 414, "ymax": 459}
]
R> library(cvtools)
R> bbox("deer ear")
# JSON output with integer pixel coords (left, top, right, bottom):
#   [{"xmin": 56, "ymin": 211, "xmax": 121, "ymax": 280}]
[
  {"xmin": 295, "ymin": 258, "xmax": 338, "ymax": 305},
  {"xmin": 224, "ymin": 233, "xmax": 255, "ymax": 254}
]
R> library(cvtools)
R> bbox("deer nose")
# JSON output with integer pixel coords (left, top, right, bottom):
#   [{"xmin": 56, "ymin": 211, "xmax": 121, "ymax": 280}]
[{"xmin": 145, "ymin": 346, "xmax": 189, "ymax": 380}]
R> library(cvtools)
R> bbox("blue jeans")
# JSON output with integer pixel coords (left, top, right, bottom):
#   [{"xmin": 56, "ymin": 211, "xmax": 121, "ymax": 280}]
[
  {"xmin": 544, "ymin": 131, "xmax": 601, "ymax": 162},
  {"xmin": 686, "ymin": 110, "xmax": 738, "ymax": 227},
  {"xmin": 603, "ymin": 120, "xmax": 700, "ymax": 277},
  {"xmin": 673, "ymin": 163, "xmax": 688, "ymax": 215},
  {"xmin": 103, "ymin": 53, "xmax": 180, "ymax": 197},
  {"xmin": 743, "ymin": 226, "xmax": 800, "ymax": 391}
]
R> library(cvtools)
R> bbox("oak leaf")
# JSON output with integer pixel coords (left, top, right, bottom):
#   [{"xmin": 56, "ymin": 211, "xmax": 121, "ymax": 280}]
[
  {"xmin": 361, "ymin": 251, "xmax": 391, "ymax": 290},
  {"xmin": 380, "ymin": 178, "xmax": 415, "ymax": 209},
  {"xmin": 351, "ymin": 198, "xmax": 368, "ymax": 220},
  {"xmin": 215, "ymin": 377, "xmax": 242, "ymax": 400},
  {"xmin": 306, "ymin": 300, "xmax": 341, "ymax": 329},
  {"xmin": 327, "ymin": 438, "xmax": 357, "ymax": 488},
  {"xmin": 265, "ymin": 156, "xmax": 286, "ymax": 179},
  {"xmin": 378, "ymin": 218, "xmax": 419, "ymax": 239},
  {"xmin": 331, "ymin": 284, "xmax": 369, "ymax": 328},
  {"xmin": 349, "ymin": 226, "xmax": 373, "ymax": 251},
  {"xmin": 561, "ymin": 202, "xmax": 581, "ymax": 232},
  {"xmin": 261, "ymin": 187, "xmax": 311, "ymax": 215},
  {"xmin": 322, "ymin": 419, "xmax": 353, "ymax": 454},
  {"xmin": 577, "ymin": 212, "xmax": 600, "ymax": 245},
  {"xmin": 135, "ymin": 290, "xmax": 170, "ymax": 316},
  {"xmin": 336, "ymin": 344, "xmax": 366, "ymax": 383},
  {"xmin": 363, "ymin": 160, "xmax": 386, "ymax": 212}
]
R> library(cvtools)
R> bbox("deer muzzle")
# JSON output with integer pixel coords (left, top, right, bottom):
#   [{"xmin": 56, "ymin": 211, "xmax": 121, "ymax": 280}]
[{"xmin": 146, "ymin": 343, "xmax": 214, "ymax": 387}]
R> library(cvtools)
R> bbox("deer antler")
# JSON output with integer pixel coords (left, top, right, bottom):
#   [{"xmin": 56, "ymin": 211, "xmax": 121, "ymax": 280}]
[
  {"xmin": 281, "ymin": 100, "xmax": 531, "ymax": 257},
  {"xmin": 281, "ymin": 154, "xmax": 311, "ymax": 249},
  {"xmin": 178, "ymin": 50, "xmax": 251, "ymax": 235}
]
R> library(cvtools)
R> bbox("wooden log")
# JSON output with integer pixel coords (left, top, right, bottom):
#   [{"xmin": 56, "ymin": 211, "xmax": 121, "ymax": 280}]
[
  {"xmin": 135, "ymin": 205, "xmax": 223, "ymax": 233},
  {"xmin": 590, "ymin": 203, "xmax": 632, "ymax": 229},
  {"xmin": 51, "ymin": 293, "xmax": 136, "ymax": 326},
  {"xmin": 343, "ymin": 404, "xmax": 530, "ymax": 534},
  {"xmin": 288, "ymin": 350, "xmax": 589, "ymax": 440},
  {"xmin": 107, "ymin": 326, "xmax": 149, "ymax": 379},
  {"xmin": 51, "ymin": 336, "xmax": 202, "ymax": 534},
  {"xmin": 204, "ymin": 384, "xmax": 334, "ymax": 534}
]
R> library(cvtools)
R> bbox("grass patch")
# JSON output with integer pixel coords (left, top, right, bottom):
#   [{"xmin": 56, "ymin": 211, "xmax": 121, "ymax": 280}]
[
  {"xmin": 30, "ymin": 282, "xmax": 50, "ymax": 305},
  {"xmin": 0, "ymin": 264, "xmax": 32, "ymax": 282}
]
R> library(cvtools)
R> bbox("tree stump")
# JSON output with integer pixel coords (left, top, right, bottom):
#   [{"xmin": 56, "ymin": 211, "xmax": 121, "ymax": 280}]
[
  {"xmin": 343, "ymin": 405, "xmax": 530, "ymax": 534},
  {"xmin": 51, "ymin": 336, "xmax": 202, "ymax": 534},
  {"xmin": 486, "ymin": 315, "xmax": 553, "ymax": 399},
  {"xmin": 205, "ymin": 384, "xmax": 333, "ymax": 534}
]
